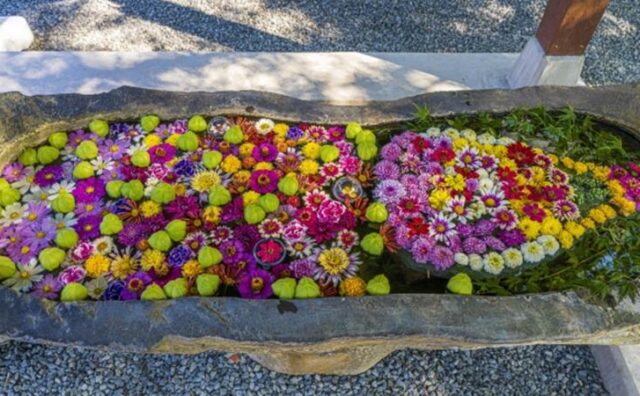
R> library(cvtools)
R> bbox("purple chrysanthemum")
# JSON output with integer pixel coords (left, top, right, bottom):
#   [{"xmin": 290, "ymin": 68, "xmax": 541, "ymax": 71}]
[
  {"xmin": 463, "ymin": 236, "xmax": 487, "ymax": 255},
  {"xmin": 428, "ymin": 245, "xmax": 455, "ymax": 270},
  {"xmin": 411, "ymin": 236, "xmax": 435, "ymax": 264},
  {"xmin": 286, "ymin": 126, "xmax": 304, "ymax": 140},
  {"xmin": 498, "ymin": 229, "xmax": 527, "ymax": 248},
  {"xmin": 289, "ymin": 258, "xmax": 317, "ymax": 279},
  {"xmin": 484, "ymin": 236, "xmax": 506, "ymax": 252},
  {"xmin": 167, "ymin": 245, "xmax": 192, "ymax": 267},
  {"xmin": 373, "ymin": 160, "xmax": 400, "ymax": 180},
  {"xmin": 34, "ymin": 165, "xmax": 63, "ymax": 187},
  {"xmin": 380, "ymin": 143, "xmax": 402, "ymax": 162},
  {"xmin": 373, "ymin": 179, "xmax": 406, "ymax": 204}
]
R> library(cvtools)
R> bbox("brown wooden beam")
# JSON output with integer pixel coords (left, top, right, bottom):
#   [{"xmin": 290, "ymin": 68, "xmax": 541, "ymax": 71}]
[{"xmin": 536, "ymin": 0, "xmax": 610, "ymax": 56}]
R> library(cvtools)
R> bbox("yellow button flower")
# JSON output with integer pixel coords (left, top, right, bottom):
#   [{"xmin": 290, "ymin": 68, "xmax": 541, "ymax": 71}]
[
  {"xmin": 302, "ymin": 142, "xmax": 321, "ymax": 159},
  {"xmin": 143, "ymin": 134, "xmax": 162, "ymax": 148},
  {"xmin": 85, "ymin": 255, "xmax": 111, "ymax": 278},
  {"xmin": 541, "ymin": 217, "xmax": 563, "ymax": 236},
  {"xmin": 299, "ymin": 159, "xmax": 319, "ymax": 175},
  {"xmin": 221, "ymin": 155, "xmax": 242, "ymax": 173},
  {"xmin": 558, "ymin": 230, "xmax": 574, "ymax": 249}
]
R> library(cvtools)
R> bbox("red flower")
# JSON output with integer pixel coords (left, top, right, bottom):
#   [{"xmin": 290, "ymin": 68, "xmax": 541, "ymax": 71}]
[
  {"xmin": 412, "ymin": 136, "xmax": 431, "ymax": 153},
  {"xmin": 507, "ymin": 142, "xmax": 536, "ymax": 166},
  {"xmin": 407, "ymin": 217, "xmax": 429, "ymax": 237},
  {"xmin": 523, "ymin": 203, "xmax": 546, "ymax": 222},
  {"xmin": 431, "ymin": 147, "xmax": 455, "ymax": 163}
]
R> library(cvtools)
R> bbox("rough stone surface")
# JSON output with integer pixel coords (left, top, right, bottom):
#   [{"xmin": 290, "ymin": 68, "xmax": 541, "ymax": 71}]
[{"xmin": 0, "ymin": 85, "xmax": 639, "ymax": 375}]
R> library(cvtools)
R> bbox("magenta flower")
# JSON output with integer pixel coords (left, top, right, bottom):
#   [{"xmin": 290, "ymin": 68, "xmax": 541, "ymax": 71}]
[
  {"xmin": 3, "ymin": 163, "xmax": 26, "ymax": 183},
  {"xmin": 252, "ymin": 143, "xmax": 278, "ymax": 162},
  {"xmin": 249, "ymin": 170, "xmax": 279, "ymax": 194},
  {"xmin": 254, "ymin": 239, "xmax": 285, "ymax": 266},
  {"xmin": 73, "ymin": 178, "xmax": 106, "ymax": 204},
  {"xmin": 58, "ymin": 265, "xmax": 86, "ymax": 285},
  {"xmin": 237, "ymin": 269, "xmax": 274, "ymax": 299},
  {"xmin": 34, "ymin": 165, "xmax": 63, "ymax": 187},
  {"xmin": 148, "ymin": 144, "xmax": 176, "ymax": 164},
  {"xmin": 428, "ymin": 245, "xmax": 454, "ymax": 270},
  {"xmin": 74, "ymin": 214, "xmax": 102, "ymax": 240}
]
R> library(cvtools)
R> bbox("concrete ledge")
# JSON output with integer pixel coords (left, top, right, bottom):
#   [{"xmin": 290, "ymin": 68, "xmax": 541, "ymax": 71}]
[
  {"xmin": 0, "ymin": 16, "xmax": 34, "ymax": 51},
  {"xmin": 0, "ymin": 51, "xmax": 520, "ymax": 102},
  {"xmin": 592, "ymin": 346, "xmax": 640, "ymax": 396}
]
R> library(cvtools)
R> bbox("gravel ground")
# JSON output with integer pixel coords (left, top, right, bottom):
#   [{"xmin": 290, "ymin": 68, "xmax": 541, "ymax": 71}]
[
  {"xmin": 0, "ymin": 0, "xmax": 631, "ymax": 394},
  {"xmin": 0, "ymin": 0, "xmax": 638, "ymax": 85},
  {"xmin": 0, "ymin": 342, "xmax": 607, "ymax": 395}
]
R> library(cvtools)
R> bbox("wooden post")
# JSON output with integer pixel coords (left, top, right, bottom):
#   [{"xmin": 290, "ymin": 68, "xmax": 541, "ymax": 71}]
[
  {"xmin": 536, "ymin": 0, "xmax": 611, "ymax": 56},
  {"xmin": 508, "ymin": 0, "xmax": 610, "ymax": 87}
]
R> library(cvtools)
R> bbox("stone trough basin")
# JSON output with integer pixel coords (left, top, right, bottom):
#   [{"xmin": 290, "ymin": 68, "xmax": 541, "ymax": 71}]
[{"xmin": 0, "ymin": 84, "xmax": 639, "ymax": 375}]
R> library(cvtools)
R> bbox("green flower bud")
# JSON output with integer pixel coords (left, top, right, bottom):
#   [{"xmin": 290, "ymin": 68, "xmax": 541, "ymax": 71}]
[
  {"xmin": 73, "ymin": 161, "xmax": 95, "ymax": 179},
  {"xmin": 366, "ymin": 274, "xmax": 390, "ymax": 296},
  {"xmin": 196, "ymin": 274, "xmax": 221, "ymax": 296},
  {"xmin": 319, "ymin": 145, "xmax": 340, "ymax": 163},
  {"xmin": 106, "ymin": 180, "xmax": 124, "ymax": 198},
  {"xmin": 56, "ymin": 228, "xmax": 79, "ymax": 249},
  {"xmin": 356, "ymin": 142, "xmax": 378, "ymax": 161},
  {"xmin": 148, "ymin": 230, "xmax": 172, "ymax": 252},
  {"xmin": 51, "ymin": 193, "xmax": 75, "ymax": 214},
  {"xmin": 278, "ymin": 175, "xmax": 299, "ymax": 196},
  {"xmin": 0, "ymin": 188, "xmax": 20, "ymax": 207},
  {"xmin": 272, "ymin": 277, "xmax": 296, "ymax": 299},
  {"xmin": 208, "ymin": 185, "xmax": 231, "ymax": 206},
  {"xmin": 295, "ymin": 277, "xmax": 321, "ymax": 299},
  {"xmin": 18, "ymin": 148, "xmax": 38, "ymax": 166},
  {"xmin": 140, "ymin": 115, "xmax": 160, "ymax": 132},
  {"xmin": 223, "ymin": 125, "xmax": 244, "ymax": 144},
  {"xmin": 60, "ymin": 282, "xmax": 88, "ymax": 302},
  {"xmin": 447, "ymin": 273, "xmax": 473, "ymax": 295},
  {"xmin": 0, "ymin": 256, "xmax": 17, "ymax": 279},
  {"xmin": 89, "ymin": 119, "xmax": 109, "ymax": 137},
  {"xmin": 355, "ymin": 129, "xmax": 376, "ymax": 145},
  {"xmin": 39, "ymin": 247, "xmax": 66, "ymax": 271},
  {"xmin": 365, "ymin": 202, "xmax": 388, "ymax": 223},
  {"xmin": 141, "ymin": 283, "xmax": 167, "ymax": 300},
  {"xmin": 48, "ymin": 132, "xmax": 68, "ymax": 149},
  {"xmin": 37, "ymin": 146, "xmax": 60, "ymax": 165},
  {"xmin": 244, "ymin": 204, "xmax": 266, "ymax": 225},
  {"xmin": 361, "ymin": 232, "xmax": 384, "ymax": 255},
  {"xmin": 150, "ymin": 182, "xmax": 175, "ymax": 204},
  {"xmin": 202, "ymin": 150, "xmax": 223, "ymax": 169},
  {"xmin": 258, "ymin": 193, "xmax": 280, "ymax": 213},
  {"xmin": 121, "ymin": 180, "xmax": 144, "ymax": 201},
  {"xmin": 75, "ymin": 140, "xmax": 98, "ymax": 160},
  {"xmin": 198, "ymin": 246, "xmax": 222, "ymax": 268},
  {"xmin": 188, "ymin": 115, "xmax": 208, "ymax": 132},
  {"xmin": 345, "ymin": 122, "xmax": 362, "ymax": 140},
  {"xmin": 100, "ymin": 213, "xmax": 123, "ymax": 235},
  {"xmin": 131, "ymin": 150, "xmax": 150, "ymax": 168},
  {"xmin": 177, "ymin": 131, "xmax": 199, "ymax": 152},
  {"xmin": 163, "ymin": 278, "xmax": 188, "ymax": 299},
  {"xmin": 0, "ymin": 178, "xmax": 8, "ymax": 191},
  {"xmin": 165, "ymin": 219, "xmax": 187, "ymax": 242}
]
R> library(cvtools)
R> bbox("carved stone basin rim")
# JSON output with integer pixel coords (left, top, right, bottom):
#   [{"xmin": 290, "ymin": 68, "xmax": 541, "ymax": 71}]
[{"xmin": 0, "ymin": 83, "xmax": 639, "ymax": 375}]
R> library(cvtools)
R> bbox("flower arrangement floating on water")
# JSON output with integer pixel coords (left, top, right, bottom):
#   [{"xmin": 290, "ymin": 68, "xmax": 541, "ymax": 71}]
[
  {"xmin": 0, "ymin": 116, "xmax": 390, "ymax": 301},
  {"xmin": 378, "ymin": 127, "xmax": 640, "ymax": 278}
]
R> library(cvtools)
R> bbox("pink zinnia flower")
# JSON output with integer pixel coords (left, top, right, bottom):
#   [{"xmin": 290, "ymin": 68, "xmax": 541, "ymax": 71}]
[
  {"xmin": 252, "ymin": 143, "xmax": 278, "ymax": 162},
  {"xmin": 249, "ymin": 170, "xmax": 279, "ymax": 194},
  {"xmin": 148, "ymin": 144, "xmax": 176, "ymax": 164},
  {"xmin": 254, "ymin": 239, "xmax": 285, "ymax": 265},
  {"xmin": 523, "ymin": 203, "xmax": 547, "ymax": 222}
]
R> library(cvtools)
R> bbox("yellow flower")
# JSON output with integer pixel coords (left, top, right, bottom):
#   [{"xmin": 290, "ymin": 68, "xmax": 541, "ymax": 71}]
[
  {"xmin": 140, "ymin": 200, "xmax": 162, "ymax": 218},
  {"xmin": 318, "ymin": 248, "xmax": 350, "ymax": 275},
  {"xmin": 452, "ymin": 138, "xmax": 468, "ymax": 151},
  {"xmin": 518, "ymin": 218, "xmax": 541, "ymax": 240},
  {"xmin": 221, "ymin": 155, "xmax": 241, "ymax": 173},
  {"xmin": 339, "ymin": 277, "xmax": 367, "ymax": 297},
  {"xmin": 564, "ymin": 221, "xmax": 586, "ymax": 239},
  {"xmin": 254, "ymin": 161, "xmax": 274, "ymax": 171},
  {"xmin": 239, "ymin": 143, "xmax": 255, "ymax": 158},
  {"xmin": 558, "ymin": 230, "xmax": 574, "ymax": 249},
  {"xmin": 299, "ymin": 159, "xmax": 319, "ymax": 175},
  {"xmin": 110, "ymin": 255, "xmax": 138, "ymax": 280},
  {"xmin": 580, "ymin": 217, "xmax": 596, "ymax": 230},
  {"xmin": 182, "ymin": 260, "xmax": 202, "ymax": 278},
  {"xmin": 166, "ymin": 157, "xmax": 179, "ymax": 168},
  {"xmin": 561, "ymin": 157, "xmax": 575, "ymax": 169},
  {"xmin": 143, "ymin": 134, "xmax": 162, "ymax": 148},
  {"xmin": 174, "ymin": 183, "xmax": 187, "ymax": 197},
  {"xmin": 141, "ymin": 250, "xmax": 165, "ymax": 272},
  {"xmin": 588, "ymin": 208, "xmax": 607, "ymax": 224},
  {"xmin": 165, "ymin": 134, "xmax": 181, "ymax": 147},
  {"xmin": 599, "ymin": 204, "xmax": 617, "ymax": 220},
  {"xmin": 273, "ymin": 123, "xmax": 289, "ymax": 138},
  {"xmin": 500, "ymin": 158, "xmax": 518, "ymax": 170},
  {"xmin": 612, "ymin": 196, "xmax": 636, "ymax": 216},
  {"xmin": 531, "ymin": 167, "xmax": 546, "ymax": 184},
  {"xmin": 203, "ymin": 206, "xmax": 221, "ymax": 224},
  {"xmin": 541, "ymin": 217, "xmax": 563, "ymax": 236},
  {"xmin": 548, "ymin": 154, "xmax": 559, "ymax": 164},
  {"xmin": 234, "ymin": 170, "xmax": 251, "ymax": 184},
  {"xmin": 242, "ymin": 191, "xmax": 260, "ymax": 206},
  {"xmin": 85, "ymin": 255, "xmax": 111, "ymax": 278},
  {"xmin": 191, "ymin": 171, "xmax": 221, "ymax": 192},
  {"xmin": 429, "ymin": 189, "xmax": 450, "ymax": 210},
  {"xmin": 593, "ymin": 166, "xmax": 610, "ymax": 181},
  {"xmin": 302, "ymin": 142, "xmax": 321, "ymax": 159},
  {"xmin": 444, "ymin": 174, "xmax": 466, "ymax": 192},
  {"xmin": 607, "ymin": 180, "xmax": 626, "ymax": 198},
  {"xmin": 574, "ymin": 162, "xmax": 588, "ymax": 175},
  {"xmin": 492, "ymin": 145, "xmax": 507, "ymax": 158}
]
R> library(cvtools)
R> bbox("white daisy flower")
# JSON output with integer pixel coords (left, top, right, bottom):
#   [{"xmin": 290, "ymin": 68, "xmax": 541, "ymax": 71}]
[
  {"xmin": 90, "ymin": 157, "xmax": 114, "ymax": 175},
  {"xmin": 496, "ymin": 136, "xmax": 516, "ymax": 145},
  {"xmin": 144, "ymin": 176, "xmax": 161, "ymax": 196},
  {"xmin": 477, "ymin": 133, "xmax": 496, "ymax": 145},
  {"xmin": 22, "ymin": 186, "xmax": 50, "ymax": 204},
  {"xmin": 47, "ymin": 180, "xmax": 76, "ymax": 200},
  {"xmin": 425, "ymin": 127, "xmax": 441, "ymax": 137},
  {"xmin": 477, "ymin": 177, "xmax": 495, "ymax": 194},
  {"xmin": 469, "ymin": 254, "xmax": 483, "ymax": 271},
  {"xmin": 2, "ymin": 259, "xmax": 44, "ymax": 292},
  {"xmin": 461, "ymin": 129, "xmax": 477, "ymax": 141},
  {"xmin": 537, "ymin": 235, "xmax": 560, "ymax": 256},
  {"xmin": 0, "ymin": 203, "xmax": 27, "ymax": 226},
  {"xmin": 483, "ymin": 252, "xmax": 505, "ymax": 275},
  {"xmin": 502, "ymin": 248, "xmax": 524, "ymax": 268},
  {"xmin": 286, "ymin": 237, "xmax": 315, "ymax": 259},
  {"xmin": 454, "ymin": 253, "xmax": 469, "ymax": 266},
  {"xmin": 255, "ymin": 118, "xmax": 275, "ymax": 135},
  {"xmin": 53, "ymin": 213, "xmax": 78, "ymax": 230},
  {"xmin": 92, "ymin": 236, "xmax": 114, "ymax": 255},
  {"xmin": 521, "ymin": 241, "xmax": 546, "ymax": 263},
  {"xmin": 11, "ymin": 168, "xmax": 36, "ymax": 194},
  {"xmin": 125, "ymin": 142, "xmax": 145, "ymax": 156},
  {"xmin": 443, "ymin": 127, "xmax": 460, "ymax": 139}
]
